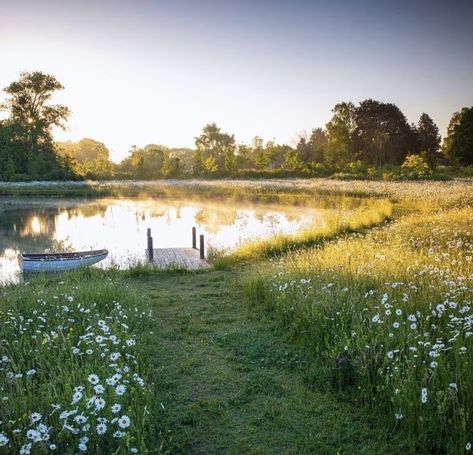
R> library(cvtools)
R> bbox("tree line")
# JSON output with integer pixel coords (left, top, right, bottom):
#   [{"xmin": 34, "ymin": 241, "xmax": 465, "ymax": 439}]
[{"xmin": 0, "ymin": 71, "xmax": 472, "ymax": 181}]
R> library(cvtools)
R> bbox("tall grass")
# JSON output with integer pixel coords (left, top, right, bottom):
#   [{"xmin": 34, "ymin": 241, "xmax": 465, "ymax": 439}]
[
  {"xmin": 211, "ymin": 199, "xmax": 393, "ymax": 267},
  {"xmin": 0, "ymin": 270, "xmax": 161, "ymax": 454},
  {"xmin": 242, "ymin": 205, "xmax": 473, "ymax": 454}
]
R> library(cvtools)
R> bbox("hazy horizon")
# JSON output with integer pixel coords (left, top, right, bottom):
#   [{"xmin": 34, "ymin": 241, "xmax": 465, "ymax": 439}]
[{"xmin": 1, "ymin": 0, "xmax": 472, "ymax": 162}]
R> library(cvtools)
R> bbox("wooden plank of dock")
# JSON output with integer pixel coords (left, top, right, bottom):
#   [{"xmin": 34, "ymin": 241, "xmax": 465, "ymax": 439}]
[{"xmin": 151, "ymin": 248, "xmax": 211, "ymax": 270}]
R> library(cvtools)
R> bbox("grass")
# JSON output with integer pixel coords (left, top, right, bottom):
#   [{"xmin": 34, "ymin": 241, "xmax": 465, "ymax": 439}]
[
  {"xmin": 0, "ymin": 267, "xmax": 407, "ymax": 454},
  {"xmin": 242, "ymin": 205, "xmax": 473, "ymax": 454},
  {"xmin": 125, "ymin": 268, "xmax": 406, "ymax": 454},
  {"xmin": 0, "ymin": 269, "xmax": 161, "ymax": 453},
  {"xmin": 210, "ymin": 198, "xmax": 393, "ymax": 267}
]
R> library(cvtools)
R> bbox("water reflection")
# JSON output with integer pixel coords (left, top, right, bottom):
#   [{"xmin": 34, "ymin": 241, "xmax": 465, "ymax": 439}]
[{"xmin": 0, "ymin": 197, "xmax": 323, "ymax": 284}]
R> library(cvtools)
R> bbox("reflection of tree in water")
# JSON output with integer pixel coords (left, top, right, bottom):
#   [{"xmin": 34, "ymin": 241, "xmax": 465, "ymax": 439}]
[
  {"xmin": 262, "ymin": 212, "xmax": 282, "ymax": 232},
  {"xmin": 194, "ymin": 207, "xmax": 238, "ymax": 234},
  {"xmin": 65, "ymin": 205, "xmax": 108, "ymax": 219},
  {"xmin": 0, "ymin": 207, "xmax": 68, "ymax": 254}
]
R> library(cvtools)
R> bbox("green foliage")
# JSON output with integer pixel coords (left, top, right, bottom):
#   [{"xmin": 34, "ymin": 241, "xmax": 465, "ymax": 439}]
[
  {"xmin": 443, "ymin": 107, "xmax": 473, "ymax": 166},
  {"xmin": 243, "ymin": 204, "xmax": 473, "ymax": 454},
  {"xmin": 194, "ymin": 123, "xmax": 236, "ymax": 173},
  {"xmin": 401, "ymin": 154, "xmax": 432, "ymax": 179},
  {"xmin": 0, "ymin": 71, "xmax": 77, "ymax": 180},
  {"xmin": 57, "ymin": 138, "xmax": 114, "ymax": 178},
  {"xmin": 282, "ymin": 149, "xmax": 306, "ymax": 171},
  {"xmin": 416, "ymin": 113, "xmax": 441, "ymax": 166},
  {"xmin": 325, "ymin": 101, "xmax": 356, "ymax": 165},
  {"xmin": 354, "ymin": 99, "xmax": 417, "ymax": 166}
]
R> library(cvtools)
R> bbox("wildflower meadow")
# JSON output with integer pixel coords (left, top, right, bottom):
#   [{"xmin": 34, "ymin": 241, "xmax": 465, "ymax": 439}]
[
  {"xmin": 243, "ymin": 182, "xmax": 473, "ymax": 453},
  {"xmin": 0, "ymin": 271, "xmax": 158, "ymax": 454}
]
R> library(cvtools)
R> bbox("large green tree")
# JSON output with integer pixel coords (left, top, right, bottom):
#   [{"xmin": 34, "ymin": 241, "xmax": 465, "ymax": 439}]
[
  {"xmin": 2, "ymin": 71, "xmax": 70, "ymax": 154},
  {"xmin": 353, "ymin": 99, "xmax": 416, "ymax": 166},
  {"xmin": 0, "ymin": 71, "xmax": 74, "ymax": 180},
  {"xmin": 443, "ymin": 107, "xmax": 473, "ymax": 166},
  {"xmin": 416, "ymin": 113, "xmax": 441, "ymax": 165}
]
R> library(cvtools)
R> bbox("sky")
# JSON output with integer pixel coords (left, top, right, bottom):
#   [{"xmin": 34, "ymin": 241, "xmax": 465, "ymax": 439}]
[{"xmin": 1, "ymin": 0, "xmax": 472, "ymax": 162}]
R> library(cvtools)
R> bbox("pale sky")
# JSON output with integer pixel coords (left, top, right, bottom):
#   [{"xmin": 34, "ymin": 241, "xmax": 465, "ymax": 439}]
[{"xmin": 1, "ymin": 0, "xmax": 472, "ymax": 162}]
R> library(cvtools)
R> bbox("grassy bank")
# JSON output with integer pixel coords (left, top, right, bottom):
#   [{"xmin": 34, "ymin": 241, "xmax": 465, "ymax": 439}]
[
  {"xmin": 211, "ymin": 198, "xmax": 393, "ymax": 267},
  {"xmin": 243, "ymin": 205, "xmax": 473, "ymax": 454},
  {"xmin": 1, "ymin": 178, "xmax": 472, "ymax": 206}
]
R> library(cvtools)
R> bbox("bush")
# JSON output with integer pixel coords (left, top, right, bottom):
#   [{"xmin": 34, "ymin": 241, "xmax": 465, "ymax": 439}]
[{"xmin": 401, "ymin": 154, "xmax": 432, "ymax": 179}]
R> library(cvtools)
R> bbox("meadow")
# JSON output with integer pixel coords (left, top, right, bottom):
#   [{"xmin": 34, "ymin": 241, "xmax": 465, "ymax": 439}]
[
  {"xmin": 241, "ymin": 180, "xmax": 473, "ymax": 454},
  {"xmin": 0, "ymin": 178, "xmax": 472, "ymax": 454}
]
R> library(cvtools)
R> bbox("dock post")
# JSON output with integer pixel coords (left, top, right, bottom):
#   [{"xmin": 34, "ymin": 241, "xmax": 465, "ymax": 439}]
[
  {"xmin": 192, "ymin": 227, "xmax": 197, "ymax": 249},
  {"xmin": 199, "ymin": 234, "xmax": 205, "ymax": 259},
  {"xmin": 147, "ymin": 228, "xmax": 154, "ymax": 261}
]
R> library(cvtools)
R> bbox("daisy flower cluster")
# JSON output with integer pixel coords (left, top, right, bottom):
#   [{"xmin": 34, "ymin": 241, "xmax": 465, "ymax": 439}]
[{"xmin": 0, "ymin": 275, "xmax": 155, "ymax": 453}]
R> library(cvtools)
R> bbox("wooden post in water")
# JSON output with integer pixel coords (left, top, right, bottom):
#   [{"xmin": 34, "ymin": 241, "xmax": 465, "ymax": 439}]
[
  {"xmin": 199, "ymin": 234, "xmax": 205, "ymax": 259},
  {"xmin": 192, "ymin": 227, "xmax": 197, "ymax": 249},
  {"xmin": 147, "ymin": 228, "xmax": 154, "ymax": 261}
]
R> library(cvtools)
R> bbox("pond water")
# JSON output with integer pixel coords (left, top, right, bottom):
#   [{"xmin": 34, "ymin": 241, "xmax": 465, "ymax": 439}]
[{"xmin": 0, "ymin": 196, "xmax": 327, "ymax": 284}]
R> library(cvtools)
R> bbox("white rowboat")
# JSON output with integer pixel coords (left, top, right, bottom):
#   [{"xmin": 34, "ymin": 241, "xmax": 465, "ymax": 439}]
[{"xmin": 18, "ymin": 249, "xmax": 108, "ymax": 272}]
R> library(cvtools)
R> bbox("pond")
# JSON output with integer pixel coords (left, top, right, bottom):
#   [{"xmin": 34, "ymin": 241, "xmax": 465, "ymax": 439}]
[{"xmin": 0, "ymin": 195, "xmax": 330, "ymax": 284}]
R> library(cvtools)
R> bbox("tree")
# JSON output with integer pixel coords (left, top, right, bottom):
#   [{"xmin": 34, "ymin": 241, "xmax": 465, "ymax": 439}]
[
  {"xmin": 236, "ymin": 144, "xmax": 252, "ymax": 170},
  {"xmin": 57, "ymin": 138, "xmax": 114, "ymax": 178},
  {"xmin": 353, "ymin": 99, "xmax": 417, "ymax": 166},
  {"xmin": 252, "ymin": 136, "xmax": 267, "ymax": 169},
  {"xmin": 283, "ymin": 150, "xmax": 305, "ymax": 171},
  {"xmin": 325, "ymin": 102, "xmax": 356, "ymax": 165},
  {"xmin": 416, "ymin": 113, "xmax": 441, "ymax": 166},
  {"xmin": 0, "ymin": 71, "xmax": 75, "ymax": 180},
  {"xmin": 1, "ymin": 71, "xmax": 70, "ymax": 154},
  {"xmin": 194, "ymin": 123, "xmax": 236, "ymax": 173},
  {"xmin": 307, "ymin": 128, "xmax": 329, "ymax": 164},
  {"xmin": 443, "ymin": 107, "xmax": 473, "ymax": 166}
]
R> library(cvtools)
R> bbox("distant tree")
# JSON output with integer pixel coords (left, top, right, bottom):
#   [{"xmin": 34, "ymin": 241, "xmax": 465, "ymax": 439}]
[
  {"xmin": 307, "ymin": 128, "xmax": 329, "ymax": 164},
  {"xmin": 402, "ymin": 154, "xmax": 432, "ymax": 179},
  {"xmin": 443, "ymin": 107, "xmax": 473, "ymax": 166},
  {"xmin": 264, "ymin": 140, "xmax": 280, "ymax": 170},
  {"xmin": 168, "ymin": 148, "xmax": 194, "ymax": 173},
  {"xmin": 192, "ymin": 149, "xmax": 204, "ymax": 175},
  {"xmin": 117, "ymin": 144, "xmax": 169, "ymax": 179},
  {"xmin": 325, "ymin": 102, "xmax": 356, "ymax": 165},
  {"xmin": 295, "ymin": 133, "xmax": 310, "ymax": 163},
  {"xmin": 251, "ymin": 136, "xmax": 266, "ymax": 168},
  {"xmin": 236, "ymin": 144, "xmax": 252, "ymax": 170},
  {"xmin": 416, "ymin": 113, "xmax": 441, "ymax": 166},
  {"xmin": 163, "ymin": 151, "xmax": 182, "ymax": 176},
  {"xmin": 58, "ymin": 138, "xmax": 114, "ymax": 178},
  {"xmin": 194, "ymin": 123, "xmax": 236, "ymax": 173},
  {"xmin": 353, "ymin": 99, "xmax": 417, "ymax": 166},
  {"xmin": 283, "ymin": 149, "xmax": 305, "ymax": 171}
]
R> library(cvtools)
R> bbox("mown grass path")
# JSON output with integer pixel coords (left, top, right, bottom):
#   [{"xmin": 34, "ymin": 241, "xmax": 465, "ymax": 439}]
[{"xmin": 129, "ymin": 269, "xmax": 404, "ymax": 455}]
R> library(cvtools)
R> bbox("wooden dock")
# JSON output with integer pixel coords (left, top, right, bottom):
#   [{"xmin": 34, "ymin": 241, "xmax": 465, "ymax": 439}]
[
  {"xmin": 146, "ymin": 227, "xmax": 210, "ymax": 270},
  {"xmin": 150, "ymin": 247, "xmax": 210, "ymax": 270}
]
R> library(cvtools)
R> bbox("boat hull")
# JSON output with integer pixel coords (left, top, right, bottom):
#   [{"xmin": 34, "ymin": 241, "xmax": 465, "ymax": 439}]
[{"xmin": 19, "ymin": 249, "xmax": 108, "ymax": 273}]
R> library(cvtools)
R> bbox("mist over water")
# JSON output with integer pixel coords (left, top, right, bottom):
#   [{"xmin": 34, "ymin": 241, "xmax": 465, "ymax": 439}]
[{"xmin": 0, "ymin": 196, "xmax": 324, "ymax": 284}]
